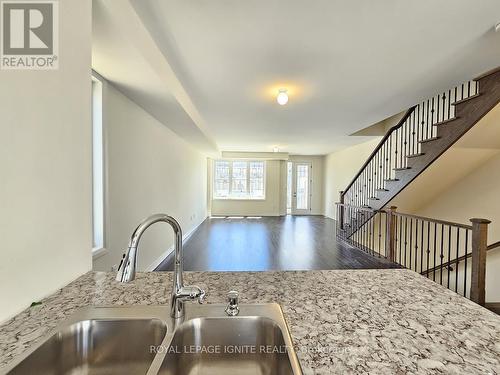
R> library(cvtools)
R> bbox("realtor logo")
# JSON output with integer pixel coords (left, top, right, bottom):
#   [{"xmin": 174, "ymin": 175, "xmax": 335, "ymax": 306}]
[{"xmin": 1, "ymin": 1, "xmax": 58, "ymax": 69}]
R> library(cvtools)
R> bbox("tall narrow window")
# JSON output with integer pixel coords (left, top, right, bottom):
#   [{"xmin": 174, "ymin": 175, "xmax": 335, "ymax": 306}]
[
  {"xmin": 214, "ymin": 160, "xmax": 230, "ymax": 197},
  {"xmin": 92, "ymin": 75, "xmax": 104, "ymax": 251},
  {"xmin": 231, "ymin": 161, "xmax": 248, "ymax": 197},
  {"xmin": 213, "ymin": 160, "xmax": 265, "ymax": 199}
]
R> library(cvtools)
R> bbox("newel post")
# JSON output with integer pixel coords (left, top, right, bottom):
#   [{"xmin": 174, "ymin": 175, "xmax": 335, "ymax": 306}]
[
  {"xmin": 385, "ymin": 206, "xmax": 397, "ymax": 261},
  {"xmin": 470, "ymin": 218, "xmax": 490, "ymax": 306},
  {"xmin": 339, "ymin": 191, "xmax": 345, "ymax": 230}
]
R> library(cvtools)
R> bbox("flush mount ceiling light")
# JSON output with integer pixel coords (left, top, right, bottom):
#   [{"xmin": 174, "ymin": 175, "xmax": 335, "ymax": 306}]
[{"xmin": 276, "ymin": 89, "xmax": 288, "ymax": 105}]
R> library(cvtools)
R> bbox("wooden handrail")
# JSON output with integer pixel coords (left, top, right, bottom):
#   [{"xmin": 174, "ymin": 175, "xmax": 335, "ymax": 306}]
[
  {"xmin": 337, "ymin": 203, "xmax": 473, "ymax": 230},
  {"xmin": 421, "ymin": 253, "xmax": 467, "ymax": 276},
  {"xmin": 422, "ymin": 240, "xmax": 499, "ymax": 276},
  {"xmin": 341, "ymin": 106, "xmax": 417, "ymax": 198},
  {"xmin": 337, "ymin": 203, "xmax": 492, "ymax": 304},
  {"xmin": 487, "ymin": 240, "xmax": 500, "ymax": 251},
  {"xmin": 393, "ymin": 212, "xmax": 473, "ymax": 230}
]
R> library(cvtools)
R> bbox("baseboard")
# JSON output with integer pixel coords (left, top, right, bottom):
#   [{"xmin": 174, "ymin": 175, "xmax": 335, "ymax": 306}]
[{"xmin": 146, "ymin": 217, "xmax": 206, "ymax": 272}]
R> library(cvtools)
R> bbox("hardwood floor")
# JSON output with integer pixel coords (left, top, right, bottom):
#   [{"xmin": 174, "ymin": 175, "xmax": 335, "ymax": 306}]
[{"xmin": 156, "ymin": 215, "xmax": 399, "ymax": 271}]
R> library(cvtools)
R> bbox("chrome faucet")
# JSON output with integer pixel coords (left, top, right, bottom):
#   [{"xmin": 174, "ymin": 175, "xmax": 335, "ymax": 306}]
[{"xmin": 116, "ymin": 214, "xmax": 205, "ymax": 319}]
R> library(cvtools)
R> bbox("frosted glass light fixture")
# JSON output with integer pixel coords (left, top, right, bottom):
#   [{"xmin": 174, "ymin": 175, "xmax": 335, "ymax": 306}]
[{"xmin": 277, "ymin": 89, "xmax": 288, "ymax": 105}]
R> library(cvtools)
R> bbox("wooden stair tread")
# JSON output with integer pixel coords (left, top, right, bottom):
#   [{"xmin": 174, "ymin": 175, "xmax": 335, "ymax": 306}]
[
  {"xmin": 376, "ymin": 188, "xmax": 389, "ymax": 192},
  {"xmin": 474, "ymin": 66, "xmax": 500, "ymax": 80},
  {"xmin": 406, "ymin": 152, "xmax": 425, "ymax": 158},
  {"xmin": 384, "ymin": 178, "xmax": 399, "ymax": 182},
  {"xmin": 419, "ymin": 136, "xmax": 440, "ymax": 144},
  {"xmin": 394, "ymin": 167, "xmax": 411, "ymax": 171},
  {"xmin": 452, "ymin": 93, "xmax": 481, "ymax": 106},
  {"xmin": 433, "ymin": 117, "xmax": 458, "ymax": 126}
]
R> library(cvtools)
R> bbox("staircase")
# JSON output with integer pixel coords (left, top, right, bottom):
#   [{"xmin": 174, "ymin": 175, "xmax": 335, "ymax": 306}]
[
  {"xmin": 340, "ymin": 66, "xmax": 500, "ymax": 237},
  {"xmin": 335, "ymin": 66, "xmax": 500, "ymax": 309}
]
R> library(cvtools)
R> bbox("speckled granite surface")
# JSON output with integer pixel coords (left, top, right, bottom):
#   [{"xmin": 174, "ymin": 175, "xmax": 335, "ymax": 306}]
[{"xmin": 0, "ymin": 269, "xmax": 499, "ymax": 374}]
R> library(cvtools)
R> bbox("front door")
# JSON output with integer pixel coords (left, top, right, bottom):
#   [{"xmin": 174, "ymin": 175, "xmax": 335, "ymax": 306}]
[{"xmin": 291, "ymin": 162, "xmax": 312, "ymax": 215}]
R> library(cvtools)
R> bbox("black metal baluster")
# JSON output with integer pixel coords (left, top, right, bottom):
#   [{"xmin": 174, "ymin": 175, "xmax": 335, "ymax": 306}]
[
  {"xmin": 440, "ymin": 224, "xmax": 444, "ymax": 285},
  {"xmin": 367, "ymin": 163, "xmax": 371, "ymax": 207},
  {"xmin": 413, "ymin": 219, "xmax": 418, "ymax": 272},
  {"xmin": 378, "ymin": 212, "xmax": 382, "ymax": 254},
  {"xmin": 426, "ymin": 99, "xmax": 430, "ymax": 138},
  {"xmin": 401, "ymin": 121, "xmax": 406, "ymax": 167},
  {"xmin": 464, "ymin": 230, "xmax": 469, "ymax": 297},
  {"xmin": 404, "ymin": 217, "xmax": 408, "ymax": 268},
  {"xmin": 454, "ymin": 86, "xmax": 457, "ymax": 109},
  {"xmin": 419, "ymin": 104, "xmax": 424, "ymax": 147},
  {"xmin": 397, "ymin": 127, "xmax": 401, "ymax": 168},
  {"xmin": 399, "ymin": 215, "xmax": 403, "ymax": 264},
  {"xmin": 447, "ymin": 225, "xmax": 452, "ymax": 288},
  {"xmin": 363, "ymin": 211, "xmax": 370, "ymax": 253},
  {"xmin": 447, "ymin": 89, "xmax": 452, "ymax": 120},
  {"xmin": 377, "ymin": 150, "xmax": 381, "ymax": 191},
  {"xmin": 455, "ymin": 228, "xmax": 460, "ymax": 293},
  {"xmin": 426, "ymin": 221, "xmax": 431, "ymax": 275},
  {"xmin": 433, "ymin": 222, "xmax": 437, "ymax": 282},
  {"xmin": 370, "ymin": 216, "xmax": 374, "ymax": 255},
  {"xmin": 388, "ymin": 134, "xmax": 392, "ymax": 180},
  {"xmin": 383, "ymin": 143, "xmax": 387, "ymax": 186},
  {"xmin": 411, "ymin": 109, "xmax": 415, "ymax": 154},
  {"xmin": 430, "ymin": 97, "xmax": 436, "ymax": 136},
  {"xmin": 366, "ymin": 160, "xmax": 373, "ymax": 206},
  {"xmin": 420, "ymin": 219, "xmax": 424, "ymax": 274},
  {"xmin": 409, "ymin": 218, "xmax": 414, "ymax": 270}
]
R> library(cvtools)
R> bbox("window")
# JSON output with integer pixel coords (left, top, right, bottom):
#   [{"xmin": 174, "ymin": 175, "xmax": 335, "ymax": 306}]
[
  {"xmin": 213, "ymin": 160, "xmax": 265, "ymax": 199},
  {"xmin": 92, "ymin": 74, "xmax": 105, "ymax": 253}
]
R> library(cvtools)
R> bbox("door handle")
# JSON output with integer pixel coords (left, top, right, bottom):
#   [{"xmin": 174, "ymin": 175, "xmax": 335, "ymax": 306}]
[{"xmin": 293, "ymin": 193, "xmax": 297, "ymax": 198}]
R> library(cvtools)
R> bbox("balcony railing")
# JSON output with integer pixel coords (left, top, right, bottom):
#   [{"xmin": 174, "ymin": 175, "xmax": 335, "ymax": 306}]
[{"xmin": 335, "ymin": 203, "xmax": 491, "ymax": 305}]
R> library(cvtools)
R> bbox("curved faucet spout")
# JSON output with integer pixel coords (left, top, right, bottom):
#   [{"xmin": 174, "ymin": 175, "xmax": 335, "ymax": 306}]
[{"xmin": 115, "ymin": 214, "xmax": 205, "ymax": 318}]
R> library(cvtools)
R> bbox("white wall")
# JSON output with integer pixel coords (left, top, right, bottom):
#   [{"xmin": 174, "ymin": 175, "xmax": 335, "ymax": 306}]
[
  {"xmin": 323, "ymin": 138, "xmax": 381, "ymax": 218},
  {"xmin": 0, "ymin": 0, "xmax": 93, "ymax": 322},
  {"xmin": 92, "ymin": 82, "xmax": 208, "ymax": 272},
  {"xmin": 413, "ymin": 152, "xmax": 500, "ymax": 301}
]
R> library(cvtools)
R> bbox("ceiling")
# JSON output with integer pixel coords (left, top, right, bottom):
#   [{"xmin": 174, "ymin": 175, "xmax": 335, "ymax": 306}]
[{"xmin": 94, "ymin": 0, "xmax": 500, "ymax": 155}]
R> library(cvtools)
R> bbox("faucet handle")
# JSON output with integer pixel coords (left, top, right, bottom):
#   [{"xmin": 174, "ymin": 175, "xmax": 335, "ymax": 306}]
[
  {"xmin": 198, "ymin": 289, "xmax": 206, "ymax": 304},
  {"xmin": 225, "ymin": 290, "xmax": 239, "ymax": 316}
]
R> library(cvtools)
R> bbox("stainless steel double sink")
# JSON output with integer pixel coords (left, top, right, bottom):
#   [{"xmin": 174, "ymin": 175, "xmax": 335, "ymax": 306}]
[{"xmin": 3, "ymin": 304, "xmax": 302, "ymax": 374}]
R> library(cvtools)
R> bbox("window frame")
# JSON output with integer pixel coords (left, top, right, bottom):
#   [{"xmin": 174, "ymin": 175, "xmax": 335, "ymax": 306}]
[
  {"xmin": 91, "ymin": 71, "xmax": 108, "ymax": 260},
  {"xmin": 213, "ymin": 160, "xmax": 266, "ymax": 200}
]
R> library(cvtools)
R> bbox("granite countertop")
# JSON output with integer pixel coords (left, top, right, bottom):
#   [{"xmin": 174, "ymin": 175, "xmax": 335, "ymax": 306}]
[{"xmin": 0, "ymin": 269, "xmax": 499, "ymax": 374}]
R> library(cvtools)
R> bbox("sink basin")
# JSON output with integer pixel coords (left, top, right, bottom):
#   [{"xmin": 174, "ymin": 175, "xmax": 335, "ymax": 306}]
[
  {"xmin": 7, "ymin": 319, "xmax": 166, "ymax": 375},
  {"xmin": 4, "ymin": 306, "xmax": 171, "ymax": 375},
  {"xmin": 158, "ymin": 316, "xmax": 295, "ymax": 375},
  {"xmin": 4, "ymin": 304, "xmax": 301, "ymax": 375},
  {"xmin": 155, "ymin": 303, "xmax": 301, "ymax": 375}
]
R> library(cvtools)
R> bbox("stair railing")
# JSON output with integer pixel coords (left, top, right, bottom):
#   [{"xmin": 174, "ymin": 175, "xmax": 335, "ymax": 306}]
[
  {"xmin": 335, "ymin": 203, "xmax": 490, "ymax": 306},
  {"xmin": 341, "ymin": 80, "xmax": 479, "ymax": 211}
]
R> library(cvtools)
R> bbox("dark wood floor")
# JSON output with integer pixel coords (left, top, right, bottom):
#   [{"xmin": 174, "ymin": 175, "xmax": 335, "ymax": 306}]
[{"xmin": 156, "ymin": 215, "xmax": 399, "ymax": 272}]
